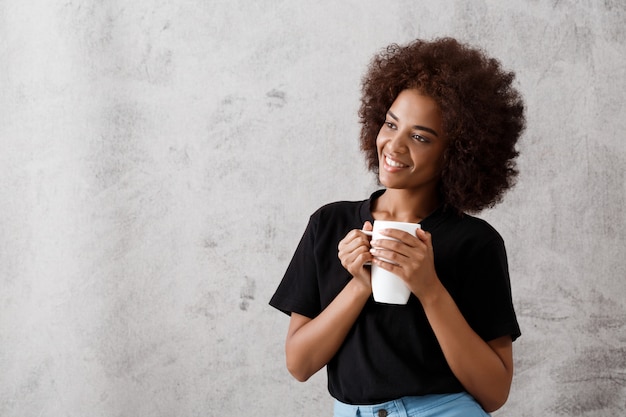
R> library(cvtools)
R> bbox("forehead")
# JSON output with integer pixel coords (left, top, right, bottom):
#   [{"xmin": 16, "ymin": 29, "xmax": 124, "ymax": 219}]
[
  {"xmin": 389, "ymin": 89, "xmax": 443, "ymax": 124},
  {"xmin": 391, "ymin": 89, "xmax": 439, "ymax": 110}
]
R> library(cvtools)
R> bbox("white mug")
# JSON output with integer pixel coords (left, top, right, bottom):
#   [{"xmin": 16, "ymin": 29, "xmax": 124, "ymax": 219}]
[{"xmin": 364, "ymin": 220, "xmax": 421, "ymax": 305}]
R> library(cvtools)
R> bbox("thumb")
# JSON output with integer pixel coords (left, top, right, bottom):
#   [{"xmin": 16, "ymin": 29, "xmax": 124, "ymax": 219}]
[
  {"xmin": 417, "ymin": 228, "xmax": 433, "ymax": 247},
  {"xmin": 363, "ymin": 221, "xmax": 373, "ymax": 231}
]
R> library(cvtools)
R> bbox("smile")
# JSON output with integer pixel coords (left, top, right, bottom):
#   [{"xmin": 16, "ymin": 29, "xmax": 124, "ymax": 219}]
[{"xmin": 385, "ymin": 155, "xmax": 409, "ymax": 168}]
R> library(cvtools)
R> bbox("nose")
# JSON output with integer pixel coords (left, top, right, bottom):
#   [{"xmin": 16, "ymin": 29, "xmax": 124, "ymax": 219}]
[{"xmin": 384, "ymin": 129, "xmax": 408, "ymax": 153}]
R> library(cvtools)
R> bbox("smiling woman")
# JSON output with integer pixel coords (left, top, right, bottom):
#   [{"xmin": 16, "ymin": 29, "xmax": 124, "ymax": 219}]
[{"xmin": 270, "ymin": 37, "xmax": 525, "ymax": 417}]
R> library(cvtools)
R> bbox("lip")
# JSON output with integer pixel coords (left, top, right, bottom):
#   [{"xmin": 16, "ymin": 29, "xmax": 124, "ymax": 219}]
[{"xmin": 382, "ymin": 154, "xmax": 410, "ymax": 171}]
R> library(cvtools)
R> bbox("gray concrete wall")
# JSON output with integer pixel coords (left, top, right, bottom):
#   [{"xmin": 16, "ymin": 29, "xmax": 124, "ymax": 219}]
[{"xmin": 1, "ymin": 1, "xmax": 624, "ymax": 416}]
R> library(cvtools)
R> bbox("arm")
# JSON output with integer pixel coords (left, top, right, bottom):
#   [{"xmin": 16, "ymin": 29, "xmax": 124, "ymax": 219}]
[
  {"xmin": 420, "ymin": 283, "xmax": 513, "ymax": 412},
  {"xmin": 371, "ymin": 228, "xmax": 513, "ymax": 412},
  {"xmin": 286, "ymin": 279, "xmax": 371, "ymax": 381},
  {"xmin": 285, "ymin": 223, "xmax": 374, "ymax": 382}
]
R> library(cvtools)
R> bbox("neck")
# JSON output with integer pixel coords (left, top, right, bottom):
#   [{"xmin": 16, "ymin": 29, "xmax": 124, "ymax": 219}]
[{"xmin": 373, "ymin": 188, "xmax": 440, "ymax": 223}]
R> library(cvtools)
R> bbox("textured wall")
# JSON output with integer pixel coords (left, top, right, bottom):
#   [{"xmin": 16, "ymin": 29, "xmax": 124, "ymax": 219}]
[{"xmin": 1, "ymin": 1, "xmax": 625, "ymax": 416}]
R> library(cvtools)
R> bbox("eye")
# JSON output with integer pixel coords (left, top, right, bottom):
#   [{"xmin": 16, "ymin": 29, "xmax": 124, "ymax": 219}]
[
  {"xmin": 384, "ymin": 121, "xmax": 396, "ymax": 130},
  {"xmin": 412, "ymin": 134, "xmax": 430, "ymax": 143}
]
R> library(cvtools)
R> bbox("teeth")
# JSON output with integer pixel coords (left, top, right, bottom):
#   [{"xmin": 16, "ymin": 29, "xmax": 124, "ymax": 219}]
[{"xmin": 386, "ymin": 156, "xmax": 407, "ymax": 168}]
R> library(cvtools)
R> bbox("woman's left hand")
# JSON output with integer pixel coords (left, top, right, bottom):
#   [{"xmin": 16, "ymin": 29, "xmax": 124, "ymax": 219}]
[{"xmin": 370, "ymin": 228, "xmax": 440, "ymax": 300}]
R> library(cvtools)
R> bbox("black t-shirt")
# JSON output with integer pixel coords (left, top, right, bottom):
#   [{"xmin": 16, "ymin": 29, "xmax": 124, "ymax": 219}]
[{"xmin": 269, "ymin": 190, "xmax": 521, "ymax": 405}]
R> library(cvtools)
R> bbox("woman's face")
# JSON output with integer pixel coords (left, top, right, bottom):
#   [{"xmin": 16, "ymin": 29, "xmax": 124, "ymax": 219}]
[{"xmin": 376, "ymin": 89, "xmax": 448, "ymax": 194}]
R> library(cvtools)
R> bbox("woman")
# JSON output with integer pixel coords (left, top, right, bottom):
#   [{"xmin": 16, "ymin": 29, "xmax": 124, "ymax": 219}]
[{"xmin": 270, "ymin": 38, "xmax": 525, "ymax": 416}]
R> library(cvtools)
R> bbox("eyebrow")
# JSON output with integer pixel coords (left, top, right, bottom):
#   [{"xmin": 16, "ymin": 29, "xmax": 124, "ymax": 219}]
[{"xmin": 387, "ymin": 111, "xmax": 439, "ymax": 137}]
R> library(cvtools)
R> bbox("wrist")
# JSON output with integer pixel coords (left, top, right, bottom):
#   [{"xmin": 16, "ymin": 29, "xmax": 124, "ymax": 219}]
[
  {"xmin": 416, "ymin": 275, "xmax": 447, "ymax": 308},
  {"xmin": 349, "ymin": 276, "xmax": 372, "ymax": 298}
]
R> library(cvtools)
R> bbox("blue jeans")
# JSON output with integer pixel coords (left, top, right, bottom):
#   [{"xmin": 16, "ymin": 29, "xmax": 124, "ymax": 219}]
[{"xmin": 333, "ymin": 392, "xmax": 490, "ymax": 417}]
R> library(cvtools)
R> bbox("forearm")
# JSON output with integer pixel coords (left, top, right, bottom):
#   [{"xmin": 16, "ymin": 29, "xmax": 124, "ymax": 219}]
[
  {"xmin": 420, "ymin": 281, "xmax": 513, "ymax": 412},
  {"xmin": 286, "ymin": 278, "xmax": 371, "ymax": 381}
]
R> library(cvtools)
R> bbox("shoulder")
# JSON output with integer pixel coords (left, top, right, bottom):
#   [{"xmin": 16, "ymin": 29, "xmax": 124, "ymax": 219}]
[
  {"xmin": 305, "ymin": 197, "xmax": 370, "ymax": 241},
  {"xmin": 457, "ymin": 213, "xmax": 503, "ymax": 241},
  {"xmin": 434, "ymin": 210, "xmax": 505, "ymax": 252},
  {"xmin": 310, "ymin": 198, "xmax": 367, "ymax": 222}
]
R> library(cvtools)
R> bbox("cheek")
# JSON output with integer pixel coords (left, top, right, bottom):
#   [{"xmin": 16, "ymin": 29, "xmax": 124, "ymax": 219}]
[
  {"xmin": 433, "ymin": 148, "xmax": 448, "ymax": 172},
  {"xmin": 375, "ymin": 124, "xmax": 389, "ymax": 145},
  {"xmin": 375, "ymin": 135, "xmax": 384, "ymax": 153}
]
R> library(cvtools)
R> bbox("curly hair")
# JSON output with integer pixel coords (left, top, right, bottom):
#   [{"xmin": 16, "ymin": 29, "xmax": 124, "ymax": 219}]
[{"xmin": 359, "ymin": 38, "xmax": 525, "ymax": 213}]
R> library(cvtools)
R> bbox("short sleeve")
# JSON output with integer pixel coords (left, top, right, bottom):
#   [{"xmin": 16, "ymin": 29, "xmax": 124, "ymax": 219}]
[
  {"xmin": 269, "ymin": 214, "xmax": 321, "ymax": 319},
  {"xmin": 459, "ymin": 234, "xmax": 521, "ymax": 342}
]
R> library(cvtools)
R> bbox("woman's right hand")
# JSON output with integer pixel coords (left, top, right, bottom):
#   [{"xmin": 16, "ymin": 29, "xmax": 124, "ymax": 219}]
[{"xmin": 337, "ymin": 221, "xmax": 374, "ymax": 290}]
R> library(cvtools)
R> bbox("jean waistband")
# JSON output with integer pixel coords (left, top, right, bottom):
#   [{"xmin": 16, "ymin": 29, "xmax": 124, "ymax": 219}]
[{"xmin": 333, "ymin": 392, "xmax": 472, "ymax": 417}]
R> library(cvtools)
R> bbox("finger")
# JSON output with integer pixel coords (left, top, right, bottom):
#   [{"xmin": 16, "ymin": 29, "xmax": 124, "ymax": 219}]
[
  {"xmin": 372, "ymin": 256, "xmax": 405, "ymax": 275},
  {"xmin": 354, "ymin": 249, "xmax": 374, "ymax": 267},
  {"xmin": 363, "ymin": 221, "xmax": 373, "ymax": 232},
  {"xmin": 370, "ymin": 238, "xmax": 414, "ymax": 256},
  {"xmin": 377, "ymin": 228, "xmax": 420, "ymax": 245},
  {"xmin": 342, "ymin": 246, "xmax": 373, "ymax": 270},
  {"xmin": 370, "ymin": 247, "xmax": 405, "ymax": 265},
  {"xmin": 340, "ymin": 237, "xmax": 370, "ymax": 256},
  {"xmin": 339, "ymin": 229, "xmax": 370, "ymax": 251},
  {"xmin": 340, "ymin": 236, "xmax": 372, "ymax": 260},
  {"xmin": 416, "ymin": 228, "xmax": 433, "ymax": 248}
]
